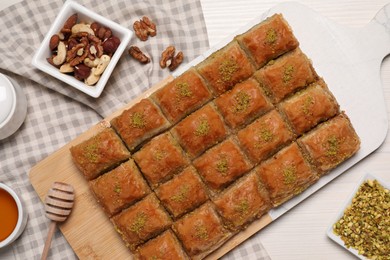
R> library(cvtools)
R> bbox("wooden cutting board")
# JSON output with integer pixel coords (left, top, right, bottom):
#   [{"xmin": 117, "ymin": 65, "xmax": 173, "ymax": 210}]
[{"xmin": 29, "ymin": 2, "xmax": 390, "ymax": 259}]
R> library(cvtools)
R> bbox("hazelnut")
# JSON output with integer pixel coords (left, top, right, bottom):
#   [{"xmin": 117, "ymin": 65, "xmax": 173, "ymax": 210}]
[
  {"xmin": 74, "ymin": 64, "xmax": 91, "ymax": 80},
  {"xmin": 102, "ymin": 36, "xmax": 121, "ymax": 54}
]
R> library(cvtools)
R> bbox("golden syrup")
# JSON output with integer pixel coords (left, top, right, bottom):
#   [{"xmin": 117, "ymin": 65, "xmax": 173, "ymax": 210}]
[{"xmin": 0, "ymin": 188, "xmax": 19, "ymax": 241}]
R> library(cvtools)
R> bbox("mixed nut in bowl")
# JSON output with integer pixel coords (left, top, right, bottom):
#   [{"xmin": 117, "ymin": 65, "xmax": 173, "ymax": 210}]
[{"xmin": 32, "ymin": 0, "xmax": 132, "ymax": 98}]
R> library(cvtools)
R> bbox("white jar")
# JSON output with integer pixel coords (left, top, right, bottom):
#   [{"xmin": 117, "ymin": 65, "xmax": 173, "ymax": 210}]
[{"xmin": 0, "ymin": 73, "xmax": 27, "ymax": 140}]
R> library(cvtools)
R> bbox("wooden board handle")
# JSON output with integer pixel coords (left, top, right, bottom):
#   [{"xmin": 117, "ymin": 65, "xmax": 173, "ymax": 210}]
[{"xmin": 367, "ymin": 3, "xmax": 390, "ymax": 58}]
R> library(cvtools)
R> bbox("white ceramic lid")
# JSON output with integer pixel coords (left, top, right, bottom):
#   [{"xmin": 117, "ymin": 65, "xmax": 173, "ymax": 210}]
[{"xmin": 0, "ymin": 74, "xmax": 15, "ymax": 125}]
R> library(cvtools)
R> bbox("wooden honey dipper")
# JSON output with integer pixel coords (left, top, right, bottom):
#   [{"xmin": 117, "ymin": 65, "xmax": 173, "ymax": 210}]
[{"xmin": 41, "ymin": 182, "xmax": 74, "ymax": 260}]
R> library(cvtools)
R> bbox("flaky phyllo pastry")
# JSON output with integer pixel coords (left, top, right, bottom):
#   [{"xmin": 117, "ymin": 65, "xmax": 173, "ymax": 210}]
[{"xmin": 70, "ymin": 13, "xmax": 360, "ymax": 259}]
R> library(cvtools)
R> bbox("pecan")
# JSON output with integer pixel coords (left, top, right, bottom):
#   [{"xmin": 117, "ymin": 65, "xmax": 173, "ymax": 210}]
[
  {"xmin": 133, "ymin": 16, "xmax": 157, "ymax": 41},
  {"xmin": 67, "ymin": 38, "xmax": 79, "ymax": 50},
  {"xmin": 169, "ymin": 51, "xmax": 184, "ymax": 71},
  {"xmin": 159, "ymin": 46, "xmax": 175, "ymax": 68},
  {"xmin": 128, "ymin": 46, "xmax": 150, "ymax": 64},
  {"xmin": 87, "ymin": 34, "xmax": 101, "ymax": 44},
  {"xmin": 69, "ymin": 47, "xmax": 89, "ymax": 66},
  {"xmin": 66, "ymin": 43, "xmax": 85, "ymax": 62},
  {"xmin": 133, "ymin": 21, "xmax": 148, "ymax": 41},
  {"xmin": 141, "ymin": 16, "xmax": 156, "ymax": 37},
  {"xmin": 49, "ymin": 34, "xmax": 60, "ymax": 51}
]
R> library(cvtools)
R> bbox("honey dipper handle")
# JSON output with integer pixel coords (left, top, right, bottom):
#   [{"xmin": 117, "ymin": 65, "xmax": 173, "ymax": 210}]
[{"xmin": 41, "ymin": 221, "xmax": 57, "ymax": 260}]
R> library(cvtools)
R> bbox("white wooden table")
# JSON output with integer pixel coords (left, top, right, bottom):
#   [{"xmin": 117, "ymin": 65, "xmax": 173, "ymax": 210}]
[{"xmin": 1, "ymin": 1, "xmax": 389, "ymax": 259}]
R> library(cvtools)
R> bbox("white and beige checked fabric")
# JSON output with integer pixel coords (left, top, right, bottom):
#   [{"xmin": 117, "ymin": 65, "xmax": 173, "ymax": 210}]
[{"xmin": 0, "ymin": 0, "xmax": 271, "ymax": 259}]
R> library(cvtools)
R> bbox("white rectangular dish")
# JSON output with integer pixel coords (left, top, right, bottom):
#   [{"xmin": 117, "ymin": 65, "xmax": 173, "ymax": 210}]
[
  {"xmin": 326, "ymin": 172, "xmax": 390, "ymax": 259},
  {"xmin": 32, "ymin": 0, "xmax": 132, "ymax": 98}
]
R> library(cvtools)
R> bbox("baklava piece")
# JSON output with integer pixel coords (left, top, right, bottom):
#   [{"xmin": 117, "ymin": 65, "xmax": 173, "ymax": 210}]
[
  {"xmin": 133, "ymin": 132, "xmax": 189, "ymax": 189},
  {"xmin": 89, "ymin": 160, "xmax": 150, "ymax": 217},
  {"xmin": 278, "ymin": 79, "xmax": 339, "ymax": 135},
  {"xmin": 236, "ymin": 110, "xmax": 294, "ymax": 164},
  {"xmin": 214, "ymin": 78, "xmax": 273, "ymax": 129},
  {"xmin": 254, "ymin": 48, "xmax": 317, "ymax": 104},
  {"xmin": 155, "ymin": 166, "xmax": 209, "ymax": 219},
  {"xmin": 298, "ymin": 113, "xmax": 360, "ymax": 174},
  {"xmin": 110, "ymin": 98, "xmax": 170, "ymax": 151},
  {"xmin": 136, "ymin": 230, "xmax": 189, "ymax": 260},
  {"xmin": 193, "ymin": 138, "xmax": 253, "ymax": 191},
  {"xmin": 196, "ymin": 41, "xmax": 255, "ymax": 96},
  {"xmin": 213, "ymin": 171, "xmax": 271, "ymax": 230},
  {"xmin": 171, "ymin": 104, "xmax": 228, "ymax": 159},
  {"xmin": 111, "ymin": 194, "xmax": 172, "ymax": 251},
  {"xmin": 153, "ymin": 68, "xmax": 212, "ymax": 124},
  {"xmin": 173, "ymin": 202, "xmax": 230, "ymax": 259},
  {"xmin": 236, "ymin": 14, "xmax": 299, "ymax": 69},
  {"xmin": 70, "ymin": 128, "xmax": 130, "ymax": 180},
  {"xmin": 256, "ymin": 142, "xmax": 318, "ymax": 207}
]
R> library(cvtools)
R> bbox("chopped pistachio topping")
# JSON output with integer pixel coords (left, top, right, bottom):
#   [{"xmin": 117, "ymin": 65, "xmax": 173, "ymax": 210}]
[
  {"xmin": 282, "ymin": 65, "xmax": 294, "ymax": 83},
  {"xmin": 232, "ymin": 91, "xmax": 251, "ymax": 113},
  {"xmin": 259, "ymin": 127, "xmax": 273, "ymax": 142},
  {"xmin": 265, "ymin": 28, "xmax": 277, "ymax": 44},
  {"xmin": 283, "ymin": 166, "xmax": 297, "ymax": 185},
  {"xmin": 176, "ymin": 82, "xmax": 193, "ymax": 98},
  {"xmin": 170, "ymin": 185, "xmax": 190, "ymax": 202},
  {"xmin": 333, "ymin": 180, "xmax": 390, "ymax": 259},
  {"xmin": 84, "ymin": 141, "xmax": 99, "ymax": 163},
  {"xmin": 129, "ymin": 212, "xmax": 147, "ymax": 234},
  {"xmin": 325, "ymin": 135, "xmax": 339, "ymax": 157},
  {"xmin": 267, "ymin": 59, "xmax": 276, "ymax": 66},
  {"xmin": 194, "ymin": 118, "xmax": 210, "ymax": 136},
  {"xmin": 235, "ymin": 199, "xmax": 249, "ymax": 215},
  {"xmin": 150, "ymin": 256, "xmax": 159, "ymax": 260},
  {"xmin": 216, "ymin": 156, "xmax": 229, "ymax": 175},
  {"xmin": 195, "ymin": 224, "xmax": 209, "ymax": 240},
  {"xmin": 219, "ymin": 59, "xmax": 238, "ymax": 83},
  {"xmin": 153, "ymin": 149, "xmax": 166, "ymax": 161},
  {"xmin": 302, "ymin": 96, "xmax": 314, "ymax": 116},
  {"xmin": 114, "ymin": 184, "xmax": 121, "ymax": 194},
  {"xmin": 131, "ymin": 112, "xmax": 146, "ymax": 128}
]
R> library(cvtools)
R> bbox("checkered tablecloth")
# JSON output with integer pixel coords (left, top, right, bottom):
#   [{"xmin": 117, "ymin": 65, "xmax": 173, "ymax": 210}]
[{"xmin": 0, "ymin": 0, "xmax": 270, "ymax": 259}]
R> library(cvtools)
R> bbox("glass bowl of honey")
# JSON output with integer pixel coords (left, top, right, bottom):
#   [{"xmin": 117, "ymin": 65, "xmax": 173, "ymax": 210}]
[{"xmin": 0, "ymin": 183, "xmax": 28, "ymax": 248}]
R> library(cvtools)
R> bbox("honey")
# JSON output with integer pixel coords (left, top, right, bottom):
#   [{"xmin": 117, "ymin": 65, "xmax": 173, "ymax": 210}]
[{"xmin": 0, "ymin": 188, "xmax": 18, "ymax": 241}]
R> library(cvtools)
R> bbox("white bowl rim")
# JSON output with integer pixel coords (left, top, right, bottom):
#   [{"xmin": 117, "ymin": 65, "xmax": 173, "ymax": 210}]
[
  {"xmin": 0, "ymin": 74, "xmax": 16, "ymax": 129},
  {"xmin": 0, "ymin": 183, "xmax": 25, "ymax": 248}
]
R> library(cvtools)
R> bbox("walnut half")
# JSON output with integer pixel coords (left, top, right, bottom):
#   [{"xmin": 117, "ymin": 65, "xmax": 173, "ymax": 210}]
[
  {"xmin": 128, "ymin": 46, "xmax": 150, "ymax": 64},
  {"xmin": 159, "ymin": 46, "xmax": 184, "ymax": 71},
  {"xmin": 133, "ymin": 16, "xmax": 157, "ymax": 41}
]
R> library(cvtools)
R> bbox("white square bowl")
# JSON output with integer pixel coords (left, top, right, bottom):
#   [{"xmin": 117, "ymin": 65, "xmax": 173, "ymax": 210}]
[
  {"xmin": 32, "ymin": 0, "xmax": 132, "ymax": 98},
  {"xmin": 326, "ymin": 173, "xmax": 389, "ymax": 259}
]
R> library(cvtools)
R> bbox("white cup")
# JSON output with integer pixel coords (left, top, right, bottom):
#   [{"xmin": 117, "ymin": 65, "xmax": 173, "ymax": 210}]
[
  {"xmin": 0, "ymin": 183, "xmax": 28, "ymax": 248},
  {"xmin": 0, "ymin": 73, "xmax": 27, "ymax": 140}
]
